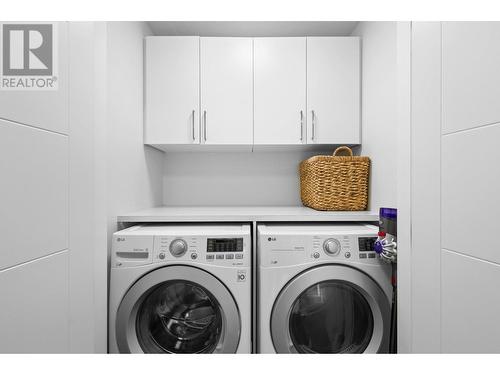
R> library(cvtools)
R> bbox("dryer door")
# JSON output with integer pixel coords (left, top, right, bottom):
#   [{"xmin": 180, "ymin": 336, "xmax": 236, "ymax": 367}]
[
  {"xmin": 115, "ymin": 265, "xmax": 240, "ymax": 353},
  {"xmin": 271, "ymin": 265, "xmax": 390, "ymax": 353}
]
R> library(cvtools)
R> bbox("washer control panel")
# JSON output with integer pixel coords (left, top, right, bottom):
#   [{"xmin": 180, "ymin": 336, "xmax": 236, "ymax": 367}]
[
  {"xmin": 112, "ymin": 224, "xmax": 250, "ymax": 268},
  {"xmin": 312, "ymin": 234, "xmax": 354, "ymax": 260},
  {"xmin": 154, "ymin": 235, "xmax": 249, "ymax": 266},
  {"xmin": 258, "ymin": 224, "xmax": 381, "ymax": 267}
]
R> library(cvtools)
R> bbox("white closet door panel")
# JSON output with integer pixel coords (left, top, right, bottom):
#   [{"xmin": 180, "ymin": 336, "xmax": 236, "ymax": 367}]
[
  {"xmin": 442, "ymin": 250, "xmax": 500, "ymax": 353},
  {"xmin": 254, "ymin": 38, "xmax": 306, "ymax": 144},
  {"xmin": 145, "ymin": 36, "xmax": 200, "ymax": 144},
  {"xmin": 200, "ymin": 38, "xmax": 253, "ymax": 145},
  {"xmin": 0, "ymin": 119, "xmax": 68, "ymax": 269},
  {"xmin": 307, "ymin": 37, "xmax": 360, "ymax": 144},
  {"xmin": 0, "ymin": 251, "xmax": 69, "ymax": 353},
  {"xmin": 0, "ymin": 22, "xmax": 69, "ymax": 134},
  {"xmin": 442, "ymin": 123, "xmax": 500, "ymax": 264},
  {"xmin": 442, "ymin": 22, "xmax": 500, "ymax": 133}
]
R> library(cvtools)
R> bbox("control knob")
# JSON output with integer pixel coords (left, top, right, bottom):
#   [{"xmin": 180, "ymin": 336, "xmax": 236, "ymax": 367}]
[
  {"xmin": 323, "ymin": 238, "xmax": 341, "ymax": 256},
  {"xmin": 169, "ymin": 239, "xmax": 188, "ymax": 257}
]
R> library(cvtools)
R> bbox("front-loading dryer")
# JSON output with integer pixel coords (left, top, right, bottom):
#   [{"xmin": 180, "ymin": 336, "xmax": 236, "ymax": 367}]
[
  {"xmin": 257, "ymin": 224, "xmax": 391, "ymax": 354},
  {"xmin": 109, "ymin": 224, "xmax": 251, "ymax": 353}
]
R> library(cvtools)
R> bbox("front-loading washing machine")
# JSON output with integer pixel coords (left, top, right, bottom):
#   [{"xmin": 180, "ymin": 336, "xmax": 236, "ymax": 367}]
[
  {"xmin": 257, "ymin": 224, "xmax": 391, "ymax": 354},
  {"xmin": 109, "ymin": 224, "xmax": 251, "ymax": 353}
]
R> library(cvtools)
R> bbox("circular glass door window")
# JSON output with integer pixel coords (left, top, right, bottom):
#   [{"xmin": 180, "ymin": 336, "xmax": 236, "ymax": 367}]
[
  {"xmin": 136, "ymin": 280, "xmax": 223, "ymax": 353},
  {"xmin": 289, "ymin": 281, "xmax": 374, "ymax": 353}
]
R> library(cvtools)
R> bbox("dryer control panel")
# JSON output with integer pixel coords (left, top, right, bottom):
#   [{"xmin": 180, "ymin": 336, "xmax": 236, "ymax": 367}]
[
  {"xmin": 112, "ymin": 224, "xmax": 251, "ymax": 268},
  {"xmin": 258, "ymin": 224, "xmax": 382, "ymax": 268}
]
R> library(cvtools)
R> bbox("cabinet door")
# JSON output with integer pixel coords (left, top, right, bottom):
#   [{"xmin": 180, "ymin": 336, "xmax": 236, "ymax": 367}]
[
  {"xmin": 307, "ymin": 37, "xmax": 360, "ymax": 144},
  {"xmin": 254, "ymin": 38, "xmax": 306, "ymax": 145},
  {"xmin": 145, "ymin": 36, "xmax": 199, "ymax": 145},
  {"xmin": 200, "ymin": 38, "xmax": 253, "ymax": 145}
]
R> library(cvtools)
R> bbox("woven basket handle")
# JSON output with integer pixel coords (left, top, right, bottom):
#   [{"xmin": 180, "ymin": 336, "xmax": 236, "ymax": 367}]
[{"xmin": 333, "ymin": 146, "xmax": 353, "ymax": 157}]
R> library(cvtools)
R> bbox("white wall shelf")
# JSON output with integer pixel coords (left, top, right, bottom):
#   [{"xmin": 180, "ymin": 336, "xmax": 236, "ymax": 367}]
[{"xmin": 117, "ymin": 206, "xmax": 378, "ymax": 223}]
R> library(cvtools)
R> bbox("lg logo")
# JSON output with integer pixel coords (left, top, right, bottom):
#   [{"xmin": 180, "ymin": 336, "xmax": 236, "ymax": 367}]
[{"xmin": 1, "ymin": 23, "xmax": 58, "ymax": 90}]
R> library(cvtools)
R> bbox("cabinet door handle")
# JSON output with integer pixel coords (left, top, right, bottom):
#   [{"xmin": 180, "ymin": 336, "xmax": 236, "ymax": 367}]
[
  {"xmin": 192, "ymin": 110, "xmax": 196, "ymax": 142},
  {"xmin": 311, "ymin": 110, "xmax": 316, "ymax": 141},
  {"xmin": 300, "ymin": 110, "xmax": 304, "ymax": 141},
  {"xmin": 203, "ymin": 110, "xmax": 207, "ymax": 142}
]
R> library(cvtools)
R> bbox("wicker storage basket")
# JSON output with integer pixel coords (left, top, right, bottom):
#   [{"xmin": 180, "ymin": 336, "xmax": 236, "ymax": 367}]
[{"xmin": 300, "ymin": 146, "xmax": 370, "ymax": 211}]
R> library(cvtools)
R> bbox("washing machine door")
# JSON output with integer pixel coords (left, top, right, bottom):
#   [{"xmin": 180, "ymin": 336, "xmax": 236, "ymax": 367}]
[
  {"xmin": 271, "ymin": 265, "xmax": 390, "ymax": 354},
  {"xmin": 115, "ymin": 265, "xmax": 240, "ymax": 353}
]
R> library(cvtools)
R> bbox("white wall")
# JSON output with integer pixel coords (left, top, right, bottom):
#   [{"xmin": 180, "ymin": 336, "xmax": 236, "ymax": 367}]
[
  {"xmin": 0, "ymin": 21, "xmax": 154, "ymax": 354},
  {"xmin": 68, "ymin": 22, "xmax": 108, "ymax": 353},
  {"xmin": 395, "ymin": 21, "xmax": 412, "ymax": 354},
  {"xmin": 92, "ymin": 22, "xmax": 109, "ymax": 354},
  {"xmin": 163, "ymin": 151, "xmax": 319, "ymax": 206},
  {"xmin": 162, "ymin": 23, "xmax": 398, "ymax": 209},
  {"xmin": 0, "ymin": 22, "xmax": 106, "ymax": 353},
  {"xmin": 0, "ymin": 22, "xmax": 69, "ymax": 353},
  {"xmin": 410, "ymin": 21, "xmax": 500, "ymax": 353},
  {"xmin": 106, "ymin": 22, "xmax": 164, "ymax": 242},
  {"xmin": 409, "ymin": 22, "xmax": 442, "ymax": 353},
  {"xmin": 351, "ymin": 22, "xmax": 398, "ymax": 211}
]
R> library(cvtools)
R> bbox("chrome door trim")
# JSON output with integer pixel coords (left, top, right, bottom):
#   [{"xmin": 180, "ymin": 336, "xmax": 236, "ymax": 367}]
[
  {"xmin": 115, "ymin": 265, "xmax": 241, "ymax": 353},
  {"xmin": 271, "ymin": 264, "xmax": 390, "ymax": 354}
]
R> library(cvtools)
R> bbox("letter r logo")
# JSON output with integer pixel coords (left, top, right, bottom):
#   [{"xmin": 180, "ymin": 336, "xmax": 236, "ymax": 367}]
[{"xmin": 2, "ymin": 24, "xmax": 53, "ymax": 76}]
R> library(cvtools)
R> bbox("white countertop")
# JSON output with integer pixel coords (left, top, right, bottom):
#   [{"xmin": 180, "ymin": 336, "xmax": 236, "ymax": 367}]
[{"xmin": 117, "ymin": 206, "xmax": 379, "ymax": 223}]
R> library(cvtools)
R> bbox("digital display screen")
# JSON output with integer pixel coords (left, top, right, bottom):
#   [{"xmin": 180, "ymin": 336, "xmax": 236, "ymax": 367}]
[
  {"xmin": 207, "ymin": 238, "xmax": 243, "ymax": 253},
  {"xmin": 358, "ymin": 237, "xmax": 377, "ymax": 252}
]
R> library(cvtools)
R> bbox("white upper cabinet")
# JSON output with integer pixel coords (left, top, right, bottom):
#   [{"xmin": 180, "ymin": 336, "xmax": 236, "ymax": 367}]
[
  {"xmin": 144, "ymin": 36, "xmax": 361, "ymax": 150},
  {"xmin": 200, "ymin": 38, "xmax": 253, "ymax": 145},
  {"xmin": 307, "ymin": 37, "xmax": 360, "ymax": 144},
  {"xmin": 145, "ymin": 36, "xmax": 200, "ymax": 145},
  {"xmin": 254, "ymin": 38, "xmax": 307, "ymax": 145}
]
